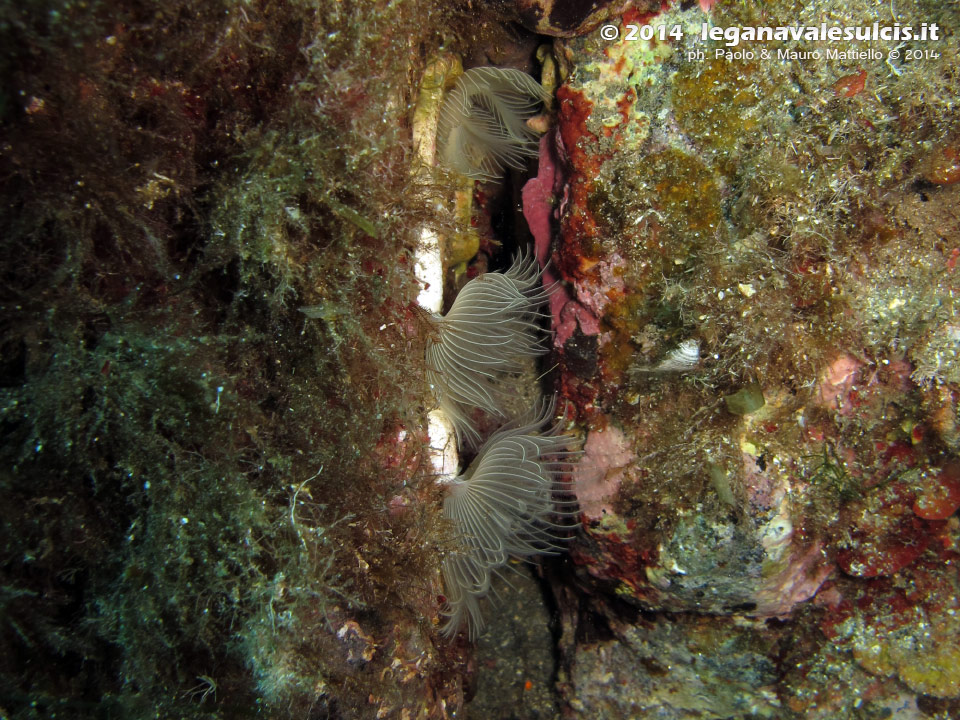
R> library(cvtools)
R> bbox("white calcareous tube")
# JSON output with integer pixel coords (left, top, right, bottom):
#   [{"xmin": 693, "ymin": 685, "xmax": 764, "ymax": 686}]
[{"xmin": 412, "ymin": 54, "xmax": 462, "ymax": 483}]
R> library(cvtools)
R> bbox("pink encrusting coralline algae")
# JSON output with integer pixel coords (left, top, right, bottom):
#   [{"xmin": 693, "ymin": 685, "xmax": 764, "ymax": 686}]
[{"xmin": 523, "ymin": 132, "xmax": 624, "ymax": 349}]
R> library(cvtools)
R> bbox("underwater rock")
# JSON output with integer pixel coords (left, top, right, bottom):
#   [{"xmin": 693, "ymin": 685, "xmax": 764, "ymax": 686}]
[
  {"xmin": 543, "ymin": 3, "xmax": 960, "ymax": 713},
  {"xmin": 560, "ymin": 612, "xmax": 781, "ymax": 718},
  {"xmin": 466, "ymin": 570, "xmax": 562, "ymax": 719},
  {"xmin": 513, "ymin": 0, "xmax": 643, "ymax": 37},
  {"xmin": 823, "ymin": 550, "xmax": 960, "ymax": 699}
]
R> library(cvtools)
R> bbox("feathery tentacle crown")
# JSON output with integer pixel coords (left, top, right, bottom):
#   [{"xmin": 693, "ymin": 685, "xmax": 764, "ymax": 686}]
[
  {"xmin": 439, "ymin": 397, "xmax": 580, "ymax": 639},
  {"xmin": 428, "ymin": 66, "xmax": 575, "ymax": 639},
  {"xmin": 425, "ymin": 250, "xmax": 551, "ymax": 447},
  {"xmin": 437, "ymin": 67, "xmax": 548, "ymax": 181}
]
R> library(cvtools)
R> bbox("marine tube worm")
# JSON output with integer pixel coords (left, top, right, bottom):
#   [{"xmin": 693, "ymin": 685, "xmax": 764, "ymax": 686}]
[
  {"xmin": 424, "ymin": 251, "xmax": 551, "ymax": 447},
  {"xmin": 437, "ymin": 66, "xmax": 549, "ymax": 180},
  {"xmin": 413, "ymin": 60, "xmax": 575, "ymax": 640},
  {"xmin": 440, "ymin": 397, "xmax": 579, "ymax": 638}
]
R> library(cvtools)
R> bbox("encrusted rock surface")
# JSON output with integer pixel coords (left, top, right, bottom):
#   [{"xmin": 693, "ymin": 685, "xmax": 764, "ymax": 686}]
[{"xmin": 521, "ymin": 0, "xmax": 960, "ymax": 715}]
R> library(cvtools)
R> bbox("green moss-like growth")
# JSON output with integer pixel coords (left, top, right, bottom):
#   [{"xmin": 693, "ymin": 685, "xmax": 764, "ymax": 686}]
[
  {"xmin": 672, "ymin": 56, "xmax": 767, "ymax": 179},
  {"xmin": 0, "ymin": 0, "xmax": 478, "ymax": 717}
]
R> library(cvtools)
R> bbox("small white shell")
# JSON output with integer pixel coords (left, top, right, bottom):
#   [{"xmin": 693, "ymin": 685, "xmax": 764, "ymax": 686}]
[{"xmin": 653, "ymin": 339, "xmax": 700, "ymax": 372}]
